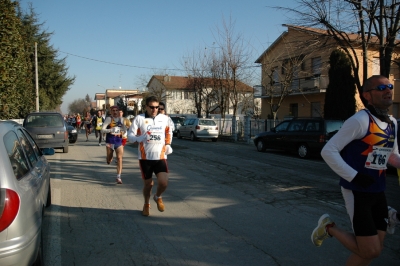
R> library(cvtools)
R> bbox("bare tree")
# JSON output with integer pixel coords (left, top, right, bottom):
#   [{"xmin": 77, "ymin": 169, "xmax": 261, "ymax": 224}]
[
  {"xmin": 275, "ymin": 0, "xmax": 400, "ymax": 105},
  {"xmin": 213, "ymin": 15, "xmax": 254, "ymax": 117},
  {"xmin": 257, "ymin": 29, "xmax": 325, "ymax": 121}
]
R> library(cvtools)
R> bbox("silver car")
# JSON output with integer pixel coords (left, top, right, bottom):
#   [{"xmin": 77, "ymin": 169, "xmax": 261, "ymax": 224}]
[
  {"xmin": 177, "ymin": 118, "xmax": 218, "ymax": 141},
  {"xmin": 0, "ymin": 121, "xmax": 52, "ymax": 265}
]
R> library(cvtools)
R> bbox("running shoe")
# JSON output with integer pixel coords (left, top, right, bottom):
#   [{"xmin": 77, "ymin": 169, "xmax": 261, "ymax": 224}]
[
  {"xmin": 311, "ymin": 214, "xmax": 334, "ymax": 247},
  {"xmin": 387, "ymin": 206, "xmax": 399, "ymax": 234},
  {"xmin": 153, "ymin": 195, "xmax": 165, "ymax": 212},
  {"xmin": 142, "ymin": 204, "xmax": 150, "ymax": 216},
  {"xmin": 98, "ymin": 143, "xmax": 102, "ymax": 146},
  {"xmin": 86, "ymin": 139, "xmax": 88, "ymax": 142},
  {"xmin": 116, "ymin": 177, "xmax": 122, "ymax": 184}
]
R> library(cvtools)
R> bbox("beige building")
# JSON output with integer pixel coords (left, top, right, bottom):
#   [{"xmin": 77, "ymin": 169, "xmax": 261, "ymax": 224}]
[
  {"xmin": 94, "ymin": 89, "xmax": 141, "ymax": 113},
  {"xmin": 255, "ymin": 24, "xmax": 400, "ymax": 119},
  {"xmin": 146, "ymin": 75, "xmax": 256, "ymax": 116}
]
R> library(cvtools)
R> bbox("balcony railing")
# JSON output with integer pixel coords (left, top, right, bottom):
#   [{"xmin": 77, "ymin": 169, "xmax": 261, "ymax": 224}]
[{"xmin": 256, "ymin": 75, "xmax": 329, "ymax": 97}]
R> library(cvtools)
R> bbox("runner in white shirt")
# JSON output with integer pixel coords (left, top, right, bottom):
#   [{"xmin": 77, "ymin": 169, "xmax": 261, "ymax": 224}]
[{"xmin": 128, "ymin": 96, "xmax": 173, "ymax": 216}]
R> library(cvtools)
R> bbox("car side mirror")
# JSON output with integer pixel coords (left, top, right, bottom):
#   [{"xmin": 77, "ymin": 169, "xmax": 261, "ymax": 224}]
[{"xmin": 42, "ymin": 148, "xmax": 55, "ymax": 155}]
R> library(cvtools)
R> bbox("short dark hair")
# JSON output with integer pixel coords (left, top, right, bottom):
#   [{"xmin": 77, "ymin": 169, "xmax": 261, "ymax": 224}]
[
  {"xmin": 363, "ymin": 75, "xmax": 387, "ymax": 92},
  {"xmin": 146, "ymin": 96, "xmax": 159, "ymax": 106},
  {"xmin": 159, "ymin": 101, "xmax": 165, "ymax": 107}
]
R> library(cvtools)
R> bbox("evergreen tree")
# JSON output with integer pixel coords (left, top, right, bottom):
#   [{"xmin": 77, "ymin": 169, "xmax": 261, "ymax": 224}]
[
  {"xmin": 324, "ymin": 49, "xmax": 356, "ymax": 120},
  {"xmin": 117, "ymin": 98, "xmax": 128, "ymax": 116},
  {"xmin": 0, "ymin": 0, "xmax": 33, "ymax": 119},
  {"xmin": 18, "ymin": 4, "xmax": 75, "ymax": 111}
]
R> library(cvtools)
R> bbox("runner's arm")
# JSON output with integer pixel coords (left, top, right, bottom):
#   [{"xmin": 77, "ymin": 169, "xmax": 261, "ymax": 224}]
[
  {"xmin": 321, "ymin": 115, "xmax": 366, "ymax": 182},
  {"xmin": 101, "ymin": 117, "xmax": 112, "ymax": 133}
]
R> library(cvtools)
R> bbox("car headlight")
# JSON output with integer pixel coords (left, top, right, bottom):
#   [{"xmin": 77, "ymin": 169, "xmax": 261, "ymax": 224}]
[{"xmin": 71, "ymin": 129, "xmax": 77, "ymax": 133}]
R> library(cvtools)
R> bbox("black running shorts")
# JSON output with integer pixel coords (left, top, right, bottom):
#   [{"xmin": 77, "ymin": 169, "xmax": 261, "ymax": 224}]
[
  {"xmin": 139, "ymin": 159, "xmax": 168, "ymax": 180},
  {"xmin": 342, "ymin": 187, "xmax": 388, "ymax": 236}
]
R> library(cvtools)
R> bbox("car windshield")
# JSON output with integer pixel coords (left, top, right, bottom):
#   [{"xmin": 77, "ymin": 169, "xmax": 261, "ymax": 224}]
[
  {"xmin": 171, "ymin": 117, "xmax": 185, "ymax": 125},
  {"xmin": 25, "ymin": 115, "xmax": 64, "ymax": 127},
  {"xmin": 199, "ymin": 120, "xmax": 216, "ymax": 126}
]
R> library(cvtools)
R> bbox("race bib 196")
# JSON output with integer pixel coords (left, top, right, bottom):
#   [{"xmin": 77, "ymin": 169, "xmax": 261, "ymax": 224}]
[{"xmin": 365, "ymin": 146, "xmax": 392, "ymax": 170}]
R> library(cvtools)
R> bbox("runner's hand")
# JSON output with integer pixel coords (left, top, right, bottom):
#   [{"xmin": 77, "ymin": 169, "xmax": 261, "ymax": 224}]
[
  {"xmin": 351, "ymin": 173, "xmax": 375, "ymax": 188},
  {"xmin": 165, "ymin": 145, "xmax": 173, "ymax": 155}
]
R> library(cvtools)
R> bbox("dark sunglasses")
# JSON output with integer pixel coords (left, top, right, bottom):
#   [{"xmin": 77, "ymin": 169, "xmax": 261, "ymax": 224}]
[
  {"xmin": 148, "ymin": 106, "xmax": 159, "ymax": 109},
  {"xmin": 368, "ymin": 84, "xmax": 394, "ymax": 91},
  {"xmin": 159, "ymin": 108, "xmax": 165, "ymax": 111}
]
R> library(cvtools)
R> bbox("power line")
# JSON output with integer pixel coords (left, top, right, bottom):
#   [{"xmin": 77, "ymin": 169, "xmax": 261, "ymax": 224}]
[
  {"xmin": 59, "ymin": 50, "xmax": 261, "ymax": 71},
  {"xmin": 59, "ymin": 51, "xmax": 184, "ymax": 71}
]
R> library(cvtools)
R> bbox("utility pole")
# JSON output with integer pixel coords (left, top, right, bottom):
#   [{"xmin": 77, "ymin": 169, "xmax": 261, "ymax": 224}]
[{"xmin": 35, "ymin": 42, "xmax": 39, "ymax": 111}]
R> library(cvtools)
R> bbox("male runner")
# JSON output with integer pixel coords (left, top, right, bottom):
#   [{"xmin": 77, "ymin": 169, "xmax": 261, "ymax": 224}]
[
  {"xmin": 101, "ymin": 105, "xmax": 127, "ymax": 184},
  {"xmin": 128, "ymin": 96, "xmax": 173, "ymax": 216},
  {"xmin": 312, "ymin": 75, "xmax": 400, "ymax": 265}
]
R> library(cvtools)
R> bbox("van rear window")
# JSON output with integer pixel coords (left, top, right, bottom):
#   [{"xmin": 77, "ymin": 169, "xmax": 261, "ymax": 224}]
[{"xmin": 25, "ymin": 115, "xmax": 64, "ymax": 127}]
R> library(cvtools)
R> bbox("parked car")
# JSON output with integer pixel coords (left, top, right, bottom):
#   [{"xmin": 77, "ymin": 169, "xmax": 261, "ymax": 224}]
[
  {"xmin": 253, "ymin": 117, "xmax": 344, "ymax": 158},
  {"xmin": 170, "ymin": 116, "xmax": 185, "ymax": 136},
  {"xmin": 67, "ymin": 123, "xmax": 78, "ymax": 143},
  {"xmin": 177, "ymin": 118, "xmax": 218, "ymax": 141},
  {"xmin": 23, "ymin": 111, "xmax": 69, "ymax": 153},
  {"xmin": 0, "ymin": 120, "xmax": 52, "ymax": 265}
]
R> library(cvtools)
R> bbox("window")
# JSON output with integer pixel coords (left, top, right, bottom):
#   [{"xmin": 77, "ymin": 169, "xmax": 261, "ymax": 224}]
[
  {"xmin": 184, "ymin": 91, "xmax": 189, "ymax": 99},
  {"xmin": 305, "ymin": 121, "xmax": 320, "ymax": 132},
  {"xmin": 372, "ymin": 57, "xmax": 380, "ymax": 75},
  {"xmin": 290, "ymin": 103, "xmax": 298, "ymax": 117},
  {"xmin": 311, "ymin": 102, "xmax": 321, "ymax": 117},
  {"xmin": 4, "ymin": 131, "xmax": 30, "ymax": 179},
  {"xmin": 17, "ymin": 129, "xmax": 38, "ymax": 168},
  {"xmin": 311, "ymin": 57, "xmax": 322, "ymax": 75},
  {"xmin": 275, "ymin": 121, "xmax": 290, "ymax": 132},
  {"xmin": 288, "ymin": 120, "xmax": 305, "ymax": 131},
  {"xmin": 281, "ymin": 59, "xmax": 288, "ymax": 75},
  {"xmin": 272, "ymin": 67, "xmax": 279, "ymax": 83}
]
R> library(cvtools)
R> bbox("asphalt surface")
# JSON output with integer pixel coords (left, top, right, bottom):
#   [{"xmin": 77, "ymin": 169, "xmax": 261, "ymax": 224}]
[{"xmin": 42, "ymin": 132, "xmax": 400, "ymax": 265}]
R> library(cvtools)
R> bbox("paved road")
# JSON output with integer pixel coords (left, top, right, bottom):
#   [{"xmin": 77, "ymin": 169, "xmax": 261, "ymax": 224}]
[{"xmin": 42, "ymin": 133, "xmax": 400, "ymax": 265}]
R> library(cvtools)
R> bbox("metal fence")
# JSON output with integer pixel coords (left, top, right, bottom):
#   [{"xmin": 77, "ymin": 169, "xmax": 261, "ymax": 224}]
[{"xmin": 214, "ymin": 117, "xmax": 285, "ymax": 141}]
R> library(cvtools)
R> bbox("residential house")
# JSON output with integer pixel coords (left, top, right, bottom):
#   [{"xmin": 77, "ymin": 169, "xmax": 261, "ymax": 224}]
[
  {"xmin": 146, "ymin": 75, "xmax": 256, "ymax": 116},
  {"xmin": 94, "ymin": 89, "xmax": 140, "ymax": 113},
  {"xmin": 255, "ymin": 24, "xmax": 400, "ymax": 119},
  {"xmin": 94, "ymin": 93, "xmax": 105, "ymax": 110}
]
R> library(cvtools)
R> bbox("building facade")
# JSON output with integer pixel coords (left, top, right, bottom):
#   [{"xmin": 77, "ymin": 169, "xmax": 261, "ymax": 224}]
[{"xmin": 255, "ymin": 24, "xmax": 400, "ymax": 119}]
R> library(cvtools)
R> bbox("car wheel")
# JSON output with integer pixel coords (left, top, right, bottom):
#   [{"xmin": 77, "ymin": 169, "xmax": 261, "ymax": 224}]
[
  {"xmin": 46, "ymin": 182, "xmax": 51, "ymax": 207},
  {"xmin": 63, "ymin": 145, "xmax": 69, "ymax": 153},
  {"xmin": 177, "ymin": 131, "xmax": 182, "ymax": 139},
  {"xmin": 190, "ymin": 132, "xmax": 196, "ymax": 141},
  {"xmin": 298, "ymin": 143, "xmax": 310, "ymax": 159},
  {"xmin": 256, "ymin": 140, "xmax": 266, "ymax": 152},
  {"xmin": 211, "ymin": 138, "xmax": 217, "ymax": 142}
]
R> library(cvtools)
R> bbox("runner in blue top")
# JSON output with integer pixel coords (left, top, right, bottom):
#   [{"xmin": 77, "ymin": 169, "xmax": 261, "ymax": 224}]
[
  {"xmin": 311, "ymin": 75, "xmax": 400, "ymax": 265},
  {"xmin": 101, "ymin": 105, "xmax": 127, "ymax": 184}
]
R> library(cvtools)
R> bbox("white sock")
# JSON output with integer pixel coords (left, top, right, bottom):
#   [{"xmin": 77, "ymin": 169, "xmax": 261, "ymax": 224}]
[{"xmin": 117, "ymin": 174, "xmax": 121, "ymax": 178}]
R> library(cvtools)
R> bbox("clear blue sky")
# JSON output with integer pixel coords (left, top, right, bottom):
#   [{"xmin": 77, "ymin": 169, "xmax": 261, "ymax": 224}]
[{"xmin": 18, "ymin": 0, "xmax": 299, "ymax": 114}]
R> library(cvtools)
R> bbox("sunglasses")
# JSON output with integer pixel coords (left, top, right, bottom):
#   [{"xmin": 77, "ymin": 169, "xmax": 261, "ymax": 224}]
[
  {"xmin": 148, "ymin": 106, "xmax": 159, "ymax": 109},
  {"xmin": 159, "ymin": 108, "xmax": 165, "ymax": 111},
  {"xmin": 367, "ymin": 84, "xmax": 394, "ymax": 91}
]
